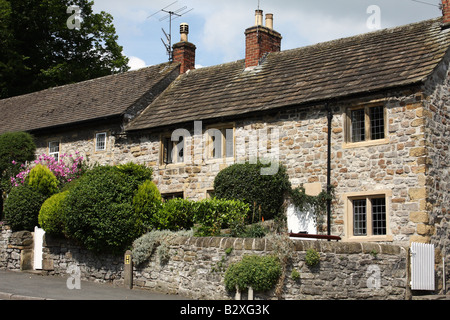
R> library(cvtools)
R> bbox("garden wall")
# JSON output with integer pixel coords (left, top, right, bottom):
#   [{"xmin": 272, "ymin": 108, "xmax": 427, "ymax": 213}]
[{"xmin": 0, "ymin": 225, "xmax": 409, "ymax": 300}]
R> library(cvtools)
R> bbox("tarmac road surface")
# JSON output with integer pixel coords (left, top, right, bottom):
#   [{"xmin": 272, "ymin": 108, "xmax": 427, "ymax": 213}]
[{"xmin": 0, "ymin": 270, "xmax": 189, "ymax": 300}]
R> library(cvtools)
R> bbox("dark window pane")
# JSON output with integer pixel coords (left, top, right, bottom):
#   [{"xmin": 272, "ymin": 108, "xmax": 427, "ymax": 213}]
[
  {"xmin": 353, "ymin": 199, "xmax": 367, "ymax": 236},
  {"xmin": 372, "ymin": 198, "xmax": 387, "ymax": 235},
  {"xmin": 370, "ymin": 106, "xmax": 385, "ymax": 140},
  {"xmin": 351, "ymin": 109, "xmax": 365, "ymax": 142}
]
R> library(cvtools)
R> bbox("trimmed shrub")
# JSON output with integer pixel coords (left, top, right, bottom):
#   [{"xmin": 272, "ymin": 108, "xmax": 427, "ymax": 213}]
[
  {"xmin": 224, "ymin": 255, "xmax": 282, "ymax": 292},
  {"xmin": 152, "ymin": 198, "xmax": 194, "ymax": 231},
  {"xmin": 116, "ymin": 162, "xmax": 153, "ymax": 187},
  {"xmin": 63, "ymin": 165, "xmax": 150, "ymax": 254},
  {"xmin": 38, "ymin": 191, "xmax": 69, "ymax": 236},
  {"xmin": 27, "ymin": 164, "xmax": 59, "ymax": 196},
  {"xmin": 213, "ymin": 161, "xmax": 291, "ymax": 221},
  {"xmin": 193, "ymin": 198, "xmax": 250, "ymax": 237},
  {"xmin": 4, "ymin": 184, "xmax": 46, "ymax": 231},
  {"xmin": 132, "ymin": 180, "xmax": 162, "ymax": 230}
]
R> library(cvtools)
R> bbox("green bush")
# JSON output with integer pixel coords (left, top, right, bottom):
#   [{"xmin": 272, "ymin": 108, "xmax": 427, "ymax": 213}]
[
  {"xmin": 63, "ymin": 165, "xmax": 150, "ymax": 254},
  {"xmin": 38, "ymin": 191, "xmax": 68, "ymax": 236},
  {"xmin": 116, "ymin": 162, "xmax": 153, "ymax": 187},
  {"xmin": 4, "ymin": 184, "xmax": 46, "ymax": 231},
  {"xmin": 305, "ymin": 248, "xmax": 320, "ymax": 267},
  {"xmin": 132, "ymin": 180, "xmax": 162, "ymax": 230},
  {"xmin": 213, "ymin": 161, "xmax": 291, "ymax": 221},
  {"xmin": 224, "ymin": 255, "xmax": 282, "ymax": 292},
  {"xmin": 152, "ymin": 198, "xmax": 194, "ymax": 231},
  {"xmin": 193, "ymin": 198, "xmax": 250, "ymax": 237},
  {"xmin": 27, "ymin": 164, "xmax": 59, "ymax": 196}
]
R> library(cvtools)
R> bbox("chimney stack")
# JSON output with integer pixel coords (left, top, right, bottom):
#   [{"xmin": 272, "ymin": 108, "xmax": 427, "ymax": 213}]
[
  {"xmin": 442, "ymin": 0, "xmax": 450, "ymax": 27},
  {"xmin": 245, "ymin": 10, "xmax": 282, "ymax": 68},
  {"xmin": 173, "ymin": 23, "xmax": 196, "ymax": 74}
]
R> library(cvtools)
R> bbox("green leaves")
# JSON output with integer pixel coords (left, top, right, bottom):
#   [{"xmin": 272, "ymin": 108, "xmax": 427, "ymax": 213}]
[
  {"xmin": 213, "ymin": 161, "xmax": 291, "ymax": 221},
  {"xmin": 63, "ymin": 164, "xmax": 153, "ymax": 255},
  {"xmin": 224, "ymin": 255, "xmax": 282, "ymax": 292},
  {"xmin": 0, "ymin": 0, "xmax": 129, "ymax": 98}
]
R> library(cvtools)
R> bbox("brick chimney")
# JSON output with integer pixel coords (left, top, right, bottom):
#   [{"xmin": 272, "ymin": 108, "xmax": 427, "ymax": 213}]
[
  {"xmin": 245, "ymin": 10, "xmax": 282, "ymax": 68},
  {"xmin": 173, "ymin": 23, "xmax": 196, "ymax": 74},
  {"xmin": 442, "ymin": 0, "xmax": 450, "ymax": 27}
]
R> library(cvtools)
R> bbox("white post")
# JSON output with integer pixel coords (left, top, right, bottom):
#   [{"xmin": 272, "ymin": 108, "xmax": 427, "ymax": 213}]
[
  {"xmin": 248, "ymin": 287, "xmax": 254, "ymax": 300},
  {"xmin": 235, "ymin": 285, "xmax": 241, "ymax": 300}
]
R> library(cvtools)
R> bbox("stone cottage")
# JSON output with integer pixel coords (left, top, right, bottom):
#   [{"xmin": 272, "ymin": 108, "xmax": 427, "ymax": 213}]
[{"xmin": 0, "ymin": 2, "xmax": 449, "ymax": 258}]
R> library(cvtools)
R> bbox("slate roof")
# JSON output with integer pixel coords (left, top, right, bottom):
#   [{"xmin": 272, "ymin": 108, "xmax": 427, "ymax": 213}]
[
  {"xmin": 0, "ymin": 62, "xmax": 179, "ymax": 134},
  {"xmin": 127, "ymin": 17, "xmax": 450, "ymax": 132}
]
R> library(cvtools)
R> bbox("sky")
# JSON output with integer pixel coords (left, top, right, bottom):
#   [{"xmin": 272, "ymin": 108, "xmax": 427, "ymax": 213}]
[{"xmin": 90, "ymin": 0, "xmax": 443, "ymax": 70}]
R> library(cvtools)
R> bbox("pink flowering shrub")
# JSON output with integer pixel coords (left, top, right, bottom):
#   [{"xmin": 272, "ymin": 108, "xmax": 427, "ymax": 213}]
[{"xmin": 11, "ymin": 152, "xmax": 86, "ymax": 188}]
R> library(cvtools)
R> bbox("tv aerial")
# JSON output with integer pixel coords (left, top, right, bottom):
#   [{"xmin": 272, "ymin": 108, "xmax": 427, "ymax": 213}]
[{"xmin": 148, "ymin": 1, "xmax": 194, "ymax": 61}]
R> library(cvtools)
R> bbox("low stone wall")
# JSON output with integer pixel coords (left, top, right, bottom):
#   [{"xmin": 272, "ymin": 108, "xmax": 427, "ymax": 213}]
[
  {"xmin": 0, "ymin": 225, "xmax": 33, "ymax": 271},
  {"xmin": 1, "ymin": 225, "xmax": 408, "ymax": 300},
  {"xmin": 132, "ymin": 236, "xmax": 408, "ymax": 300}
]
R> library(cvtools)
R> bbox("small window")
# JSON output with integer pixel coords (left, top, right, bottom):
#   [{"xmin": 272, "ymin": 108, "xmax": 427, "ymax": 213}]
[
  {"xmin": 207, "ymin": 127, "xmax": 234, "ymax": 159},
  {"xmin": 161, "ymin": 192, "xmax": 184, "ymax": 202},
  {"xmin": 348, "ymin": 105, "xmax": 385, "ymax": 143},
  {"xmin": 162, "ymin": 135, "xmax": 184, "ymax": 165},
  {"xmin": 96, "ymin": 133, "xmax": 107, "ymax": 151},
  {"xmin": 48, "ymin": 141, "xmax": 60, "ymax": 162},
  {"xmin": 351, "ymin": 197, "xmax": 387, "ymax": 237}
]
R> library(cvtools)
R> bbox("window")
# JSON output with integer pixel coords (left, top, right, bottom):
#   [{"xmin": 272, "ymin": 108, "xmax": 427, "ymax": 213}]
[
  {"xmin": 347, "ymin": 105, "xmax": 385, "ymax": 143},
  {"xmin": 207, "ymin": 126, "xmax": 234, "ymax": 159},
  {"xmin": 48, "ymin": 141, "xmax": 60, "ymax": 162},
  {"xmin": 95, "ymin": 133, "xmax": 107, "ymax": 151},
  {"xmin": 162, "ymin": 135, "xmax": 184, "ymax": 165},
  {"xmin": 344, "ymin": 191, "xmax": 391, "ymax": 241},
  {"xmin": 161, "ymin": 192, "xmax": 184, "ymax": 201},
  {"xmin": 351, "ymin": 197, "xmax": 387, "ymax": 237}
]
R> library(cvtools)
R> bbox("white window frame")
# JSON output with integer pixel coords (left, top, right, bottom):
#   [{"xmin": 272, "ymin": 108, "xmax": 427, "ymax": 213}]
[
  {"xmin": 95, "ymin": 132, "xmax": 107, "ymax": 152},
  {"xmin": 48, "ymin": 141, "xmax": 60, "ymax": 162}
]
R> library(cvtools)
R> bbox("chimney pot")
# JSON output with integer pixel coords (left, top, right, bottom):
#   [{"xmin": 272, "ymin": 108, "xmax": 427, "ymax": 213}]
[
  {"xmin": 180, "ymin": 23, "xmax": 189, "ymax": 42},
  {"xmin": 265, "ymin": 13, "xmax": 273, "ymax": 30},
  {"xmin": 255, "ymin": 9, "xmax": 263, "ymax": 26}
]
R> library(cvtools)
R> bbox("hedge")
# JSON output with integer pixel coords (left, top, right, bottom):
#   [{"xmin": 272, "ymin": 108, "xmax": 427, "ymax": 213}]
[
  {"xmin": 213, "ymin": 161, "xmax": 291, "ymax": 221},
  {"xmin": 63, "ymin": 164, "xmax": 153, "ymax": 254},
  {"xmin": 4, "ymin": 184, "xmax": 46, "ymax": 231}
]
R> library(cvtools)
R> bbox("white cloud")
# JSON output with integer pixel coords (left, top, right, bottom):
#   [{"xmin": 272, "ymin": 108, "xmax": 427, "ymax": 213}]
[{"xmin": 127, "ymin": 56, "xmax": 147, "ymax": 70}]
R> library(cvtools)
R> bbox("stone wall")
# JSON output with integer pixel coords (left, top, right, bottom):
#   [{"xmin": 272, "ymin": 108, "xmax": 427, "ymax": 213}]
[
  {"xmin": 0, "ymin": 225, "xmax": 33, "ymax": 271},
  {"xmin": 1, "ymin": 224, "xmax": 409, "ymax": 300},
  {"xmin": 422, "ymin": 49, "xmax": 450, "ymax": 294},
  {"xmin": 131, "ymin": 236, "xmax": 408, "ymax": 300}
]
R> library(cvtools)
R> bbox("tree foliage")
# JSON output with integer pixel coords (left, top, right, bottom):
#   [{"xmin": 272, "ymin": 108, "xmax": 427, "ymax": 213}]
[
  {"xmin": 0, "ymin": 0, "xmax": 129, "ymax": 98},
  {"xmin": 0, "ymin": 132, "xmax": 36, "ymax": 218}
]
